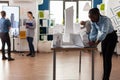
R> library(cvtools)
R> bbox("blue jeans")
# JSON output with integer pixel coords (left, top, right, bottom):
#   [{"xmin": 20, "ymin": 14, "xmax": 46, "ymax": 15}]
[{"xmin": 27, "ymin": 37, "xmax": 35, "ymax": 54}]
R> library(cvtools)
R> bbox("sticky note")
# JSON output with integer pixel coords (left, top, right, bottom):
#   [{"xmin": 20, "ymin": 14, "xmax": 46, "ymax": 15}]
[
  {"xmin": 117, "ymin": 11, "xmax": 120, "ymax": 18},
  {"xmin": 100, "ymin": 4, "xmax": 105, "ymax": 11},
  {"xmin": 39, "ymin": 11, "xmax": 44, "ymax": 18}
]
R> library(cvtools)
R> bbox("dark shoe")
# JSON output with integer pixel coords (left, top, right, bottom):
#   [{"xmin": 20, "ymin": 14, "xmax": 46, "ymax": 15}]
[
  {"xmin": 102, "ymin": 76, "xmax": 109, "ymax": 80},
  {"xmin": 31, "ymin": 54, "xmax": 35, "ymax": 57},
  {"xmin": 8, "ymin": 58, "xmax": 15, "ymax": 61},
  {"xmin": 2, "ymin": 57, "xmax": 8, "ymax": 60},
  {"xmin": 26, "ymin": 53, "xmax": 32, "ymax": 56}
]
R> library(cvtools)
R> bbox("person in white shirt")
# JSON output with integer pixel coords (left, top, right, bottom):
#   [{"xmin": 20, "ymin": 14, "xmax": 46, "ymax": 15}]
[{"xmin": 80, "ymin": 20, "xmax": 91, "ymax": 34}]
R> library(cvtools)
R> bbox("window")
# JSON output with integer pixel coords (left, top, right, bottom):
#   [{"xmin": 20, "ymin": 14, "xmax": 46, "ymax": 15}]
[
  {"xmin": 0, "ymin": 1, "xmax": 9, "ymax": 18},
  {"xmin": 65, "ymin": 1, "xmax": 77, "ymax": 23},
  {"xmin": 79, "ymin": 1, "xmax": 91, "ymax": 21},
  {"xmin": 50, "ymin": 1, "xmax": 63, "ymax": 25},
  {"xmin": 50, "ymin": 0, "xmax": 92, "ymax": 24}
]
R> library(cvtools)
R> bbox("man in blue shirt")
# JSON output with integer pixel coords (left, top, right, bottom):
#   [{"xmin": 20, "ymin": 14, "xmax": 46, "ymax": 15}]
[
  {"xmin": 0, "ymin": 11, "xmax": 14, "ymax": 61},
  {"xmin": 88, "ymin": 8, "xmax": 118, "ymax": 80}
]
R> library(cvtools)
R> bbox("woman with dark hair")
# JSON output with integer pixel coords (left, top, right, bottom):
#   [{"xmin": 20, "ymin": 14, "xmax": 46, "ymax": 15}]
[
  {"xmin": 88, "ymin": 8, "xmax": 118, "ymax": 80},
  {"xmin": 26, "ymin": 11, "xmax": 36, "ymax": 57}
]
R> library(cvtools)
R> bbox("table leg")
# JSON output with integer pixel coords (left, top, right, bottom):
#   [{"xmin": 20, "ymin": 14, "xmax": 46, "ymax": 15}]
[
  {"xmin": 79, "ymin": 51, "xmax": 82, "ymax": 73},
  {"xmin": 92, "ymin": 49, "xmax": 94, "ymax": 80},
  {"xmin": 53, "ymin": 50, "xmax": 56, "ymax": 80}
]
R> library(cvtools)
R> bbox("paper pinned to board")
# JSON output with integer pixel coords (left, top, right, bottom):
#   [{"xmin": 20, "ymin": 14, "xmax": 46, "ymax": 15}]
[
  {"xmin": 117, "ymin": 11, "xmax": 120, "ymax": 18},
  {"xmin": 53, "ymin": 33, "xmax": 63, "ymax": 47},
  {"xmin": 39, "ymin": 11, "xmax": 44, "ymax": 18},
  {"xmin": 100, "ymin": 3, "xmax": 105, "ymax": 11},
  {"xmin": 43, "ymin": 20, "xmax": 48, "ymax": 27}
]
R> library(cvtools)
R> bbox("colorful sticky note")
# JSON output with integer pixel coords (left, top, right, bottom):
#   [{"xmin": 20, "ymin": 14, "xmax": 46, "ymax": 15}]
[
  {"xmin": 39, "ymin": 11, "xmax": 44, "ymax": 18},
  {"xmin": 20, "ymin": 31, "xmax": 26, "ymax": 39},
  {"xmin": 100, "ymin": 4, "xmax": 105, "ymax": 11},
  {"xmin": 117, "ymin": 11, "xmax": 120, "ymax": 18}
]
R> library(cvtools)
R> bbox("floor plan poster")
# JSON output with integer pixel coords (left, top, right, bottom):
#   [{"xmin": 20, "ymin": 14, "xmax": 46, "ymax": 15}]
[
  {"xmin": 105, "ymin": 0, "xmax": 120, "ymax": 35},
  {"xmin": 2, "ymin": 6, "xmax": 20, "ymax": 37}
]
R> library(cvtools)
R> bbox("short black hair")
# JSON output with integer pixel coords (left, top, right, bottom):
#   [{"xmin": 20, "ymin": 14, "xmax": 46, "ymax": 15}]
[
  {"xmin": 89, "ymin": 8, "xmax": 100, "ymax": 15},
  {"xmin": 1, "ymin": 11, "xmax": 6, "ymax": 17}
]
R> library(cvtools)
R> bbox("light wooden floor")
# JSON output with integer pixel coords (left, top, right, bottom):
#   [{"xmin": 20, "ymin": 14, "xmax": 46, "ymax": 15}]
[{"xmin": 0, "ymin": 50, "xmax": 120, "ymax": 80}]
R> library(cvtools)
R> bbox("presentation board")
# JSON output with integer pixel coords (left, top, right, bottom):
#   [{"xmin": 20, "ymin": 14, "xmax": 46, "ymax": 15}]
[
  {"xmin": 105, "ymin": 0, "xmax": 120, "ymax": 35},
  {"xmin": 2, "ymin": 6, "xmax": 20, "ymax": 37}
]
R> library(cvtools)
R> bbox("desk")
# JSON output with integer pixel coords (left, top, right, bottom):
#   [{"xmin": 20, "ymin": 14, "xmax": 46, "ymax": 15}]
[{"xmin": 51, "ymin": 46, "xmax": 97, "ymax": 80}]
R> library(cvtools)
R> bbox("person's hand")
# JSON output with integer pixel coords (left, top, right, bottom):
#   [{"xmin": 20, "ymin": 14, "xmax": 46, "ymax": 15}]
[
  {"xmin": 89, "ymin": 41, "xmax": 95, "ymax": 46},
  {"xmin": 26, "ymin": 25, "xmax": 29, "ymax": 28},
  {"xmin": 89, "ymin": 40, "xmax": 100, "ymax": 47},
  {"xmin": 81, "ymin": 27, "xmax": 85, "ymax": 29},
  {"xmin": 95, "ymin": 40, "xmax": 100, "ymax": 46},
  {"xmin": 89, "ymin": 41, "xmax": 97, "ymax": 47},
  {"xmin": 80, "ymin": 21, "xmax": 85, "ymax": 25}
]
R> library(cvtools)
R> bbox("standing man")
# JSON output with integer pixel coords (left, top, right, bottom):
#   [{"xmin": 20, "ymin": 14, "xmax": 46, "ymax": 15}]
[
  {"xmin": 88, "ymin": 8, "xmax": 118, "ymax": 80},
  {"xmin": 0, "ymin": 11, "xmax": 14, "ymax": 61}
]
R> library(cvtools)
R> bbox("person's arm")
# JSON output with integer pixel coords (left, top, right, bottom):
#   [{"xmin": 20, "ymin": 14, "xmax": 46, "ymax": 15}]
[
  {"xmin": 97, "ymin": 19, "xmax": 111, "ymax": 42},
  {"xmin": 5, "ymin": 19, "xmax": 11, "ymax": 29},
  {"xmin": 81, "ymin": 26, "xmax": 85, "ymax": 29},
  {"xmin": 88, "ymin": 23, "xmax": 98, "ymax": 47},
  {"xmin": 94, "ymin": 18, "xmax": 112, "ymax": 47},
  {"xmin": 89, "ymin": 23, "xmax": 98, "ymax": 41},
  {"xmin": 80, "ymin": 21, "xmax": 86, "ymax": 29}
]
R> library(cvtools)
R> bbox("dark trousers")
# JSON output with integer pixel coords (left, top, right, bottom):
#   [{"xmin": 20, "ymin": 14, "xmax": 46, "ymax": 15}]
[
  {"xmin": 102, "ymin": 31, "xmax": 118, "ymax": 80},
  {"xmin": 0, "ymin": 32, "xmax": 11, "ymax": 58},
  {"xmin": 27, "ymin": 37, "xmax": 35, "ymax": 54}
]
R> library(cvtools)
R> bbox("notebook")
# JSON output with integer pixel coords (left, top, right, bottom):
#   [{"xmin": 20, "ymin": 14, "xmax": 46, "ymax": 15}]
[{"xmin": 26, "ymin": 23, "xmax": 33, "ymax": 26}]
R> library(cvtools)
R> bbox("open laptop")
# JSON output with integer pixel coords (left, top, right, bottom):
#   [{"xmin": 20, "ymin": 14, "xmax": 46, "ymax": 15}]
[{"xmin": 70, "ymin": 33, "xmax": 90, "ymax": 48}]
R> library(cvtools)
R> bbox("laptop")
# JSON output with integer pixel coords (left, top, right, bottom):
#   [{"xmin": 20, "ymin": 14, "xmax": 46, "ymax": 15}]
[{"xmin": 70, "ymin": 33, "xmax": 90, "ymax": 48}]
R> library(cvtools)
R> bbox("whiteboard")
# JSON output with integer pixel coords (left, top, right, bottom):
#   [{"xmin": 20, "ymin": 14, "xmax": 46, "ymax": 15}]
[{"xmin": 3, "ymin": 6, "xmax": 20, "ymax": 37}]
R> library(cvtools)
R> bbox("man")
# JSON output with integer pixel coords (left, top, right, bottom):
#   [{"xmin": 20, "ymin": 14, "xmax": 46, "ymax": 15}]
[
  {"xmin": 88, "ymin": 8, "xmax": 118, "ymax": 80},
  {"xmin": 0, "ymin": 11, "xmax": 14, "ymax": 61}
]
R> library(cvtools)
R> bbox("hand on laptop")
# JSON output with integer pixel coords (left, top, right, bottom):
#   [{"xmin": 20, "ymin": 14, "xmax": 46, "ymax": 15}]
[{"xmin": 89, "ymin": 41, "xmax": 97, "ymax": 47}]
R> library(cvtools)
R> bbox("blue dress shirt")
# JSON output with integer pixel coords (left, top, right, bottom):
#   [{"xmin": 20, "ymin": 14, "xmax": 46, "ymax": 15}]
[
  {"xmin": 89, "ymin": 15, "xmax": 114, "ymax": 41},
  {"xmin": 0, "ymin": 18, "xmax": 11, "ymax": 33}
]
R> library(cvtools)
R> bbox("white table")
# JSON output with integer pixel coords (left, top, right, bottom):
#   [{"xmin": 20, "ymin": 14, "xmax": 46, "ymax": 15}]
[{"xmin": 51, "ymin": 45, "xmax": 97, "ymax": 80}]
